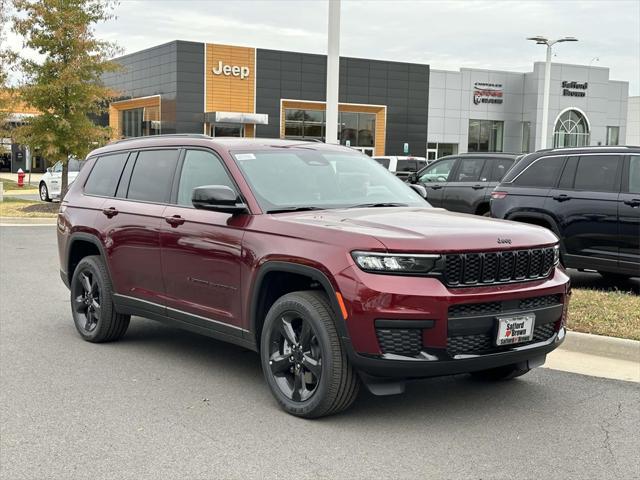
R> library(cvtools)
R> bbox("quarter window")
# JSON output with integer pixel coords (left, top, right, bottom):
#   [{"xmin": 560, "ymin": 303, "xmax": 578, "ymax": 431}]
[
  {"xmin": 127, "ymin": 150, "xmax": 179, "ymax": 203},
  {"xmin": 84, "ymin": 153, "xmax": 129, "ymax": 197},
  {"xmin": 513, "ymin": 157, "xmax": 564, "ymax": 188},
  {"xmin": 177, "ymin": 150, "xmax": 236, "ymax": 206},
  {"xmin": 573, "ymin": 155, "xmax": 621, "ymax": 192}
]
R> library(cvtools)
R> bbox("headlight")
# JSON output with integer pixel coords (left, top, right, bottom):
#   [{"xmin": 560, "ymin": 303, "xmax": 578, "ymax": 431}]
[
  {"xmin": 351, "ymin": 251, "xmax": 440, "ymax": 274},
  {"xmin": 553, "ymin": 245, "xmax": 560, "ymax": 265}
]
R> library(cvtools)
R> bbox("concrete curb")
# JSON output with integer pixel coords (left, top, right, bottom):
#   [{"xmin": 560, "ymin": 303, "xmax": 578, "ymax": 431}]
[{"xmin": 561, "ymin": 330, "xmax": 640, "ymax": 362}]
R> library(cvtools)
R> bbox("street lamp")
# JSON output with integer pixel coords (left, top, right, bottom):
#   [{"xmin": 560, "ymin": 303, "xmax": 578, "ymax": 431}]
[{"xmin": 527, "ymin": 35, "xmax": 578, "ymax": 149}]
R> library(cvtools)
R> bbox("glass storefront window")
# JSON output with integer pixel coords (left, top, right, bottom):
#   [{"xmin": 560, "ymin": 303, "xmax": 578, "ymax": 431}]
[
  {"xmin": 120, "ymin": 106, "xmax": 160, "ymax": 138},
  {"xmin": 283, "ymin": 108, "xmax": 375, "ymax": 147},
  {"xmin": 468, "ymin": 119, "xmax": 503, "ymax": 152},
  {"xmin": 606, "ymin": 126, "xmax": 619, "ymax": 146}
]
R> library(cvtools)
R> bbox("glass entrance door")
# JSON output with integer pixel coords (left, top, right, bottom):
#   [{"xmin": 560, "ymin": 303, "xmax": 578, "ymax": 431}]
[{"xmin": 211, "ymin": 123, "xmax": 244, "ymax": 137}]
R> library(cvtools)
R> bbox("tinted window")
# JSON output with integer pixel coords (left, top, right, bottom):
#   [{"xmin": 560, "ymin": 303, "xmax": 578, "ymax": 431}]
[
  {"xmin": 574, "ymin": 155, "xmax": 621, "ymax": 192},
  {"xmin": 127, "ymin": 150, "xmax": 179, "ymax": 203},
  {"xmin": 396, "ymin": 159, "xmax": 417, "ymax": 172},
  {"xmin": 84, "ymin": 153, "xmax": 128, "ymax": 197},
  {"xmin": 629, "ymin": 155, "xmax": 640, "ymax": 194},
  {"xmin": 374, "ymin": 158, "xmax": 390, "ymax": 169},
  {"xmin": 489, "ymin": 158, "xmax": 514, "ymax": 182},
  {"xmin": 177, "ymin": 150, "xmax": 236, "ymax": 206},
  {"xmin": 513, "ymin": 157, "xmax": 564, "ymax": 188},
  {"xmin": 454, "ymin": 158, "xmax": 485, "ymax": 182},
  {"xmin": 418, "ymin": 158, "xmax": 456, "ymax": 183},
  {"xmin": 558, "ymin": 157, "xmax": 578, "ymax": 189}
]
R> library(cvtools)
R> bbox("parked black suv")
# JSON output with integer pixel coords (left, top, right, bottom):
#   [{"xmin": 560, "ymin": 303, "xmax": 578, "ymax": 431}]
[
  {"xmin": 407, "ymin": 153, "xmax": 518, "ymax": 215},
  {"xmin": 491, "ymin": 146, "xmax": 640, "ymax": 279}
]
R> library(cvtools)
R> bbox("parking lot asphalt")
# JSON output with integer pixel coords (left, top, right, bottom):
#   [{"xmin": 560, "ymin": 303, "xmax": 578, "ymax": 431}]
[{"xmin": 1, "ymin": 225, "xmax": 639, "ymax": 480}]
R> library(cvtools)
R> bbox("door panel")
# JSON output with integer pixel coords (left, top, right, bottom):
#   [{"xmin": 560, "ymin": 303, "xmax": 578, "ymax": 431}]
[
  {"xmin": 417, "ymin": 157, "xmax": 457, "ymax": 208},
  {"xmin": 442, "ymin": 157, "xmax": 488, "ymax": 213},
  {"xmin": 618, "ymin": 155, "xmax": 640, "ymax": 273}
]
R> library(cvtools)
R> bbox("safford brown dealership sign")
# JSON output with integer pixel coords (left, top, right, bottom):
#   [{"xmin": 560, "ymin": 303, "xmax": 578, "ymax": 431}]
[
  {"xmin": 562, "ymin": 81, "xmax": 588, "ymax": 97},
  {"xmin": 473, "ymin": 82, "xmax": 503, "ymax": 105}
]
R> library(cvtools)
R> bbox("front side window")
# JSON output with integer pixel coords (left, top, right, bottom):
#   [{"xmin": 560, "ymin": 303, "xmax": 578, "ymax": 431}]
[
  {"xmin": 606, "ymin": 126, "xmax": 620, "ymax": 146},
  {"xmin": 177, "ymin": 150, "xmax": 236, "ymax": 206},
  {"xmin": 84, "ymin": 153, "xmax": 129, "ymax": 197},
  {"xmin": 127, "ymin": 150, "xmax": 179, "ymax": 203},
  {"xmin": 418, "ymin": 158, "xmax": 456, "ymax": 183},
  {"xmin": 396, "ymin": 159, "xmax": 417, "ymax": 172},
  {"xmin": 468, "ymin": 120, "xmax": 503, "ymax": 152},
  {"xmin": 454, "ymin": 158, "xmax": 485, "ymax": 182},
  {"xmin": 513, "ymin": 157, "xmax": 564, "ymax": 188},
  {"xmin": 629, "ymin": 156, "xmax": 640, "ymax": 194},
  {"xmin": 52, "ymin": 161, "xmax": 62, "ymax": 173},
  {"xmin": 233, "ymin": 149, "xmax": 425, "ymax": 211},
  {"xmin": 573, "ymin": 155, "xmax": 621, "ymax": 192}
]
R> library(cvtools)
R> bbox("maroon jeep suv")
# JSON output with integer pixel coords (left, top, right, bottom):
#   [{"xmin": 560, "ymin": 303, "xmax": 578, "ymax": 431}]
[{"xmin": 57, "ymin": 135, "xmax": 570, "ymax": 418}]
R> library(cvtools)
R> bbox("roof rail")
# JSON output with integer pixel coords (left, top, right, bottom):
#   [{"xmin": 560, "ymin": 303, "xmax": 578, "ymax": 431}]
[
  {"xmin": 549, "ymin": 145, "xmax": 635, "ymax": 152},
  {"xmin": 110, "ymin": 133, "xmax": 212, "ymax": 144}
]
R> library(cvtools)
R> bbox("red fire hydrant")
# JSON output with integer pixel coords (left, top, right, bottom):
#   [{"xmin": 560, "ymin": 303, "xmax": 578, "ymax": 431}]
[{"xmin": 17, "ymin": 168, "xmax": 25, "ymax": 187}]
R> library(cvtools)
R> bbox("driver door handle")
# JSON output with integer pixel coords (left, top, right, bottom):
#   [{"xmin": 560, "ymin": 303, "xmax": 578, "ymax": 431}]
[
  {"xmin": 623, "ymin": 198, "xmax": 640, "ymax": 207},
  {"xmin": 471, "ymin": 184, "xmax": 484, "ymax": 190},
  {"xmin": 165, "ymin": 215, "xmax": 185, "ymax": 227},
  {"xmin": 430, "ymin": 185, "xmax": 443, "ymax": 190},
  {"xmin": 102, "ymin": 207, "xmax": 119, "ymax": 218},
  {"xmin": 553, "ymin": 194, "xmax": 572, "ymax": 202}
]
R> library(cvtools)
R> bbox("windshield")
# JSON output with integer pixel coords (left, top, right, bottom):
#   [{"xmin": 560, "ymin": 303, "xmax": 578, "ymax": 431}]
[{"xmin": 233, "ymin": 148, "xmax": 427, "ymax": 212}]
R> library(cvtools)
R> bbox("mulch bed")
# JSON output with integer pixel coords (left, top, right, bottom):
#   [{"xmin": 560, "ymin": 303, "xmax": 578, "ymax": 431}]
[{"xmin": 20, "ymin": 203, "xmax": 60, "ymax": 214}]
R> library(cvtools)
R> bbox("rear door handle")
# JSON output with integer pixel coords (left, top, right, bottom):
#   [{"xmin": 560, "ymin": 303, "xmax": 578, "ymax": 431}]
[
  {"xmin": 102, "ymin": 207, "xmax": 119, "ymax": 218},
  {"xmin": 623, "ymin": 198, "xmax": 640, "ymax": 207},
  {"xmin": 472, "ymin": 184, "xmax": 484, "ymax": 190},
  {"xmin": 165, "ymin": 215, "xmax": 185, "ymax": 227},
  {"xmin": 552, "ymin": 194, "xmax": 572, "ymax": 202},
  {"xmin": 430, "ymin": 185, "xmax": 443, "ymax": 190}
]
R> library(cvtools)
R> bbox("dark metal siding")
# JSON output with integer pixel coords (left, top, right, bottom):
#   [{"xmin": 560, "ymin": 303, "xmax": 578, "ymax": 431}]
[{"xmin": 255, "ymin": 49, "xmax": 429, "ymax": 155}]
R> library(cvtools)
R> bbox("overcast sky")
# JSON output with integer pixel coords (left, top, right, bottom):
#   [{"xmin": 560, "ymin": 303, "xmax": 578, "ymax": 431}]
[{"xmin": 8, "ymin": 0, "xmax": 640, "ymax": 94}]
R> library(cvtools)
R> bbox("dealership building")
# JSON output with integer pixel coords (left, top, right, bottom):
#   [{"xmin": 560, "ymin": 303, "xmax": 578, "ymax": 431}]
[{"xmin": 1, "ymin": 40, "xmax": 631, "ymax": 172}]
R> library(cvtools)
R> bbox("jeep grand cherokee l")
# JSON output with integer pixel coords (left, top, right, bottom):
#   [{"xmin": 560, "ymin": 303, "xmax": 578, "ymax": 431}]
[{"xmin": 57, "ymin": 135, "xmax": 570, "ymax": 418}]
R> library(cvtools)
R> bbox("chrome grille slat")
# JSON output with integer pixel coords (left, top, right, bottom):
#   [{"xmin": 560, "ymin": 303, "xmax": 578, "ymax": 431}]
[{"xmin": 444, "ymin": 247, "xmax": 556, "ymax": 287}]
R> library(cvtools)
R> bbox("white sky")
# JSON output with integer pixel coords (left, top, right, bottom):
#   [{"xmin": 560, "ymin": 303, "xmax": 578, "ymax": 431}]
[{"xmin": 7, "ymin": 0, "xmax": 640, "ymax": 95}]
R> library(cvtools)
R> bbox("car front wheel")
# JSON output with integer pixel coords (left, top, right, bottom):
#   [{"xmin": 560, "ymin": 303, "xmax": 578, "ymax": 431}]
[
  {"xmin": 260, "ymin": 290, "xmax": 359, "ymax": 418},
  {"xmin": 70, "ymin": 255, "xmax": 130, "ymax": 343},
  {"xmin": 39, "ymin": 182, "xmax": 51, "ymax": 202}
]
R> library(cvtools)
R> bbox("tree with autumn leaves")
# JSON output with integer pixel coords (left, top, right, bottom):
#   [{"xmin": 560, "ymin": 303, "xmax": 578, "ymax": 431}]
[{"xmin": 10, "ymin": 0, "xmax": 121, "ymax": 194}]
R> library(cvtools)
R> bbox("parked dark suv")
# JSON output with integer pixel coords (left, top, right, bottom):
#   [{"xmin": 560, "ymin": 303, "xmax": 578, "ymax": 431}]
[
  {"xmin": 58, "ymin": 135, "xmax": 570, "ymax": 418},
  {"xmin": 491, "ymin": 146, "xmax": 640, "ymax": 279},
  {"xmin": 407, "ymin": 153, "xmax": 518, "ymax": 215}
]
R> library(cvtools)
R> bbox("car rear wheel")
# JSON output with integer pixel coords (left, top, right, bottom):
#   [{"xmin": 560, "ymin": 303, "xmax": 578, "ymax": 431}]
[
  {"xmin": 260, "ymin": 290, "xmax": 360, "ymax": 418},
  {"xmin": 39, "ymin": 182, "xmax": 51, "ymax": 202},
  {"xmin": 469, "ymin": 363, "xmax": 531, "ymax": 381},
  {"xmin": 70, "ymin": 255, "xmax": 130, "ymax": 343}
]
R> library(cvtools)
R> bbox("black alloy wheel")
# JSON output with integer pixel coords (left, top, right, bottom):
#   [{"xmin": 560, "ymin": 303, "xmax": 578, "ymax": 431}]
[
  {"xmin": 268, "ymin": 312, "xmax": 323, "ymax": 402},
  {"xmin": 72, "ymin": 269, "xmax": 102, "ymax": 333}
]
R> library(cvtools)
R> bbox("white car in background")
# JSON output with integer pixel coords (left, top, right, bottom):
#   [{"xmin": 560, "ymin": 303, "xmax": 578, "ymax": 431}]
[
  {"xmin": 372, "ymin": 155, "xmax": 431, "ymax": 180},
  {"xmin": 39, "ymin": 158, "xmax": 84, "ymax": 201}
]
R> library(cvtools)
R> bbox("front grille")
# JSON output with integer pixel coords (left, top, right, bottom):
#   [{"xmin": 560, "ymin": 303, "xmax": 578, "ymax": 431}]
[
  {"xmin": 449, "ymin": 294, "xmax": 563, "ymax": 318},
  {"xmin": 444, "ymin": 247, "xmax": 556, "ymax": 287},
  {"xmin": 376, "ymin": 328, "xmax": 422, "ymax": 357},
  {"xmin": 519, "ymin": 294, "xmax": 562, "ymax": 310},
  {"xmin": 447, "ymin": 323, "xmax": 557, "ymax": 357},
  {"xmin": 449, "ymin": 302, "xmax": 502, "ymax": 318}
]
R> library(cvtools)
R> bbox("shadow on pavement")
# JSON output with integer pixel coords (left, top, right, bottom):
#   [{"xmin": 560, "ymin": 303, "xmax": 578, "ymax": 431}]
[{"xmin": 567, "ymin": 268, "xmax": 639, "ymax": 294}]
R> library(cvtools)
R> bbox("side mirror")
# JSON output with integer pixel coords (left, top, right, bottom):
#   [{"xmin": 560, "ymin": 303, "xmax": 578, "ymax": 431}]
[
  {"xmin": 46, "ymin": 167, "xmax": 52, "ymax": 173},
  {"xmin": 407, "ymin": 172, "xmax": 418, "ymax": 184},
  {"xmin": 409, "ymin": 183, "xmax": 428, "ymax": 199},
  {"xmin": 192, "ymin": 185, "xmax": 248, "ymax": 214}
]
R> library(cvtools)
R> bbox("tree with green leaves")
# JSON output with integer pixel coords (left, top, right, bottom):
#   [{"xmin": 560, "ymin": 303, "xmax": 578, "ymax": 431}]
[
  {"xmin": 12, "ymin": 0, "xmax": 121, "ymax": 194},
  {"xmin": 0, "ymin": 0, "xmax": 16, "ymax": 138}
]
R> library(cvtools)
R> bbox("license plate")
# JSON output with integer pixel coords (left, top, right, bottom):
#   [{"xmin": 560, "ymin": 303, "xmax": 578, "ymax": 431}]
[{"xmin": 496, "ymin": 314, "xmax": 535, "ymax": 346}]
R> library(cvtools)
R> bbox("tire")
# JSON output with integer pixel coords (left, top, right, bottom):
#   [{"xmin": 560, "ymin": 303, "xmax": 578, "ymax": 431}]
[
  {"xmin": 260, "ymin": 290, "xmax": 360, "ymax": 418},
  {"xmin": 70, "ymin": 255, "xmax": 130, "ymax": 343},
  {"xmin": 469, "ymin": 364, "xmax": 531, "ymax": 381},
  {"xmin": 482, "ymin": 211, "xmax": 491, "ymax": 217},
  {"xmin": 39, "ymin": 182, "xmax": 51, "ymax": 202}
]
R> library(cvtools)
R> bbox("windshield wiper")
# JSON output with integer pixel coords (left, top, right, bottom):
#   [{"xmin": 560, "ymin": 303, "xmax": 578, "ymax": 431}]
[
  {"xmin": 267, "ymin": 206, "xmax": 327, "ymax": 214},
  {"xmin": 349, "ymin": 202, "xmax": 409, "ymax": 208}
]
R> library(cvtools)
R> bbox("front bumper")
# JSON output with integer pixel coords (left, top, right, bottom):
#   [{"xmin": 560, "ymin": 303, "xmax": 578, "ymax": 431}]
[{"xmin": 334, "ymin": 265, "xmax": 570, "ymax": 378}]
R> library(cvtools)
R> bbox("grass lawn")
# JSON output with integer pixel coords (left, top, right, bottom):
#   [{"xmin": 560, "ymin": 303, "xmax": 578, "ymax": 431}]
[
  {"xmin": 568, "ymin": 288, "xmax": 640, "ymax": 341},
  {"xmin": 1, "ymin": 177, "xmax": 39, "ymax": 191},
  {"xmin": 0, "ymin": 197, "xmax": 58, "ymax": 218}
]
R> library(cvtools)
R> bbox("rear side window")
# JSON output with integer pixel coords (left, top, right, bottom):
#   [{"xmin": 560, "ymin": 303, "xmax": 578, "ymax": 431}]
[
  {"xmin": 84, "ymin": 153, "xmax": 128, "ymax": 197},
  {"xmin": 177, "ymin": 150, "xmax": 236, "ymax": 206},
  {"xmin": 396, "ymin": 159, "xmax": 417, "ymax": 172},
  {"xmin": 454, "ymin": 158, "xmax": 485, "ymax": 182},
  {"xmin": 374, "ymin": 158, "xmax": 390, "ymax": 169},
  {"xmin": 489, "ymin": 158, "xmax": 514, "ymax": 182},
  {"xmin": 629, "ymin": 155, "xmax": 640, "ymax": 193},
  {"xmin": 513, "ymin": 157, "xmax": 564, "ymax": 188},
  {"xmin": 573, "ymin": 155, "xmax": 621, "ymax": 192},
  {"xmin": 127, "ymin": 150, "xmax": 179, "ymax": 203}
]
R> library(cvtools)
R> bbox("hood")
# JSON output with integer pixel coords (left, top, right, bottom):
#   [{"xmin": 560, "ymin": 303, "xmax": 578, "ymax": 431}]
[{"xmin": 273, "ymin": 207, "xmax": 558, "ymax": 252}]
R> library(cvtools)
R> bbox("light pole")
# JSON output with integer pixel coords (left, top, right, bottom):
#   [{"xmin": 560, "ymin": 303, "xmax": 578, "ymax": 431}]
[
  {"xmin": 325, "ymin": 0, "xmax": 341, "ymax": 145},
  {"xmin": 527, "ymin": 36, "xmax": 578, "ymax": 149}
]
